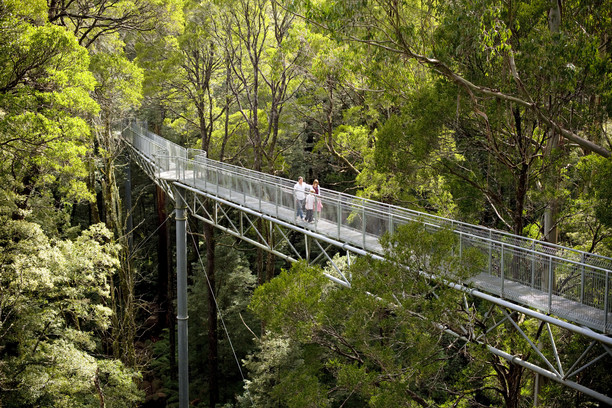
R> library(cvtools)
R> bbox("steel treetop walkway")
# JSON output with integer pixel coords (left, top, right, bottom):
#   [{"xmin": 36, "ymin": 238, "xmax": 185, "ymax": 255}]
[{"xmin": 123, "ymin": 122, "xmax": 612, "ymax": 335}]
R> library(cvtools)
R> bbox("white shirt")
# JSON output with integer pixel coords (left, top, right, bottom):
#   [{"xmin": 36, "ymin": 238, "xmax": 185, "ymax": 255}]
[{"xmin": 294, "ymin": 182, "xmax": 309, "ymax": 200}]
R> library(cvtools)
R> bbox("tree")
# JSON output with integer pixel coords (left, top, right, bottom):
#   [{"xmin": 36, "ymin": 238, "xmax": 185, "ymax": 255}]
[
  {"xmin": 47, "ymin": 0, "xmax": 161, "ymax": 48},
  {"xmin": 248, "ymin": 223, "xmax": 487, "ymax": 407},
  {"xmin": 0, "ymin": 0, "xmax": 98, "ymax": 227},
  {"xmin": 0, "ymin": 2, "xmax": 151, "ymax": 404},
  {"xmin": 0, "ymin": 220, "xmax": 144, "ymax": 407},
  {"xmin": 46, "ymin": 0, "xmax": 166, "ymax": 369},
  {"xmin": 89, "ymin": 45, "xmax": 145, "ymax": 366}
]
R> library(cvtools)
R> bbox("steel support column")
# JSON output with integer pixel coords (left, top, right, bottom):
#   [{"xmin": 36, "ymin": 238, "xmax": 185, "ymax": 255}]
[{"xmin": 174, "ymin": 186, "xmax": 189, "ymax": 408}]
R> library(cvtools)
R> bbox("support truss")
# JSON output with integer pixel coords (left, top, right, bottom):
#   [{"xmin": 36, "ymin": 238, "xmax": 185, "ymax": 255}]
[
  {"xmin": 129, "ymin": 149, "xmax": 175, "ymax": 200},
  {"xmin": 471, "ymin": 302, "xmax": 612, "ymax": 386},
  {"xmin": 175, "ymin": 184, "xmax": 354, "ymax": 286},
  {"xmin": 443, "ymin": 292, "xmax": 612, "ymax": 405}
]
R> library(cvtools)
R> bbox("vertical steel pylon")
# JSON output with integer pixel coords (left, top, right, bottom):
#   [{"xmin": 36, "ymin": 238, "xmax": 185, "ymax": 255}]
[{"xmin": 174, "ymin": 186, "xmax": 189, "ymax": 408}]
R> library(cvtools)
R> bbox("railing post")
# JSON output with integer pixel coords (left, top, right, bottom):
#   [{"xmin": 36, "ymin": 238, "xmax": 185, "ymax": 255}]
[
  {"xmin": 337, "ymin": 193, "xmax": 341, "ymax": 239},
  {"xmin": 500, "ymin": 243, "xmax": 505, "ymax": 298},
  {"xmin": 488, "ymin": 230, "xmax": 493, "ymax": 275},
  {"xmin": 604, "ymin": 271, "xmax": 609, "ymax": 333},
  {"xmin": 362, "ymin": 204, "xmax": 366, "ymax": 249},
  {"xmin": 174, "ymin": 186, "xmax": 189, "ymax": 408},
  {"xmin": 459, "ymin": 232, "xmax": 463, "ymax": 259},
  {"xmin": 531, "ymin": 241, "xmax": 535, "ymax": 288},
  {"xmin": 275, "ymin": 186, "xmax": 279, "ymax": 218},
  {"xmin": 548, "ymin": 256, "xmax": 553, "ymax": 314},
  {"xmin": 192, "ymin": 159, "xmax": 196, "ymax": 187},
  {"xmin": 580, "ymin": 253, "xmax": 585, "ymax": 305},
  {"xmin": 204, "ymin": 160, "xmax": 208, "ymax": 190}
]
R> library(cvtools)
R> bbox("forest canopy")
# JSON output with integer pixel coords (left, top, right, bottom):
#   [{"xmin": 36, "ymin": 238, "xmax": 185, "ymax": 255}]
[{"xmin": 1, "ymin": 0, "xmax": 611, "ymax": 407}]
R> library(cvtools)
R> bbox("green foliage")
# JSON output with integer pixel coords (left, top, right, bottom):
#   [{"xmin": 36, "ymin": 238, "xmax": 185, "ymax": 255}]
[
  {"xmin": 589, "ymin": 157, "xmax": 612, "ymax": 228},
  {"xmin": 237, "ymin": 334, "xmax": 332, "ymax": 408},
  {"xmin": 0, "ymin": 220, "xmax": 143, "ymax": 407},
  {"xmin": 559, "ymin": 154, "xmax": 612, "ymax": 255},
  {"xmin": 0, "ymin": 5, "xmax": 99, "ymax": 221},
  {"xmin": 356, "ymin": 82, "xmax": 469, "ymax": 218},
  {"xmin": 91, "ymin": 51, "xmax": 144, "ymax": 117},
  {"xmin": 250, "ymin": 261, "xmax": 329, "ymax": 340},
  {"xmin": 247, "ymin": 223, "xmax": 485, "ymax": 406},
  {"xmin": 1, "ymin": 0, "xmax": 48, "ymax": 23},
  {"xmin": 373, "ymin": 83, "xmax": 455, "ymax": 170}
]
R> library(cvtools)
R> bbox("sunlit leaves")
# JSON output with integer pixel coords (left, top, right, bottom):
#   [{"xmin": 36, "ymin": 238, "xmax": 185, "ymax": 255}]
[
  {"xmin": 91, "ymin": 51, "xmax": 144, "ymax": 115},
  {"xmin": 0, "ymin": 11, "xmax": 99, "ymax": 208},
  {"xmin": 0, "ymin": 220, "xmax": 141, "ymax": 407},
  {"xmin": 1, "ymin": 0, "xmax": 47, "ymax": 23}
]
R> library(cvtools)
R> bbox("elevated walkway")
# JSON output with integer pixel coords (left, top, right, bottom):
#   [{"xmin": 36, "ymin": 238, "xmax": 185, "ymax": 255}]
[{"xmin": 123, "ymin": 122, "xmax": 612, "ymax": 335}]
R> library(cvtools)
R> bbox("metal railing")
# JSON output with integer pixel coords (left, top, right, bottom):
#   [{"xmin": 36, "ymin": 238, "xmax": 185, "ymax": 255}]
[{"xmin": 123, "ymin": 123, "xmax": 612, "ymax": 334}]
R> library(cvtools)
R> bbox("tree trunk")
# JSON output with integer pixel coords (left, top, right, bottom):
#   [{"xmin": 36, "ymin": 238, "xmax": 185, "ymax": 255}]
[
  {"xmin": 156, "ymin": 185, "xmax": 171, "ymax": 333},
  {"xmin": 504, "ymin": 363, "xmax": 524, "ymax": 408},
  {"xmin": 513, "ymin": 163, "xmax": 529, "ymax": 236},
  {"xmin": 542, "ymin": 119, "xmax": 561, "ymax": 245},
  {"xmin": 88, "ymin": 160, "xmax": 101, "ymax": 224},
  {"xmin": 99, "ymin": 118, "xmax": 136, "ymax": 367},
  {"xmin": 543, "ymin": 0, "xmax": 563, "ymax": 243}
]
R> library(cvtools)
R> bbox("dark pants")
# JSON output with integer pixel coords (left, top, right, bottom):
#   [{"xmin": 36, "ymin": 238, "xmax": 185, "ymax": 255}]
[{"xmin": 305, "ymin": 209, "xmax": 313, "ymax": 222}]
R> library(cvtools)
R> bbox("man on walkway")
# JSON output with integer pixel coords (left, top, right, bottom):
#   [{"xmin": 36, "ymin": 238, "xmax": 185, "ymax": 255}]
[{"xmin": 294, "ymin": 176, "xmax": 307, "ymax": 220}]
